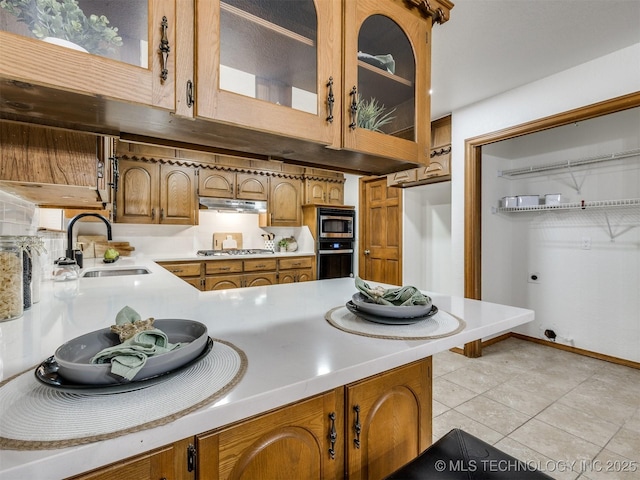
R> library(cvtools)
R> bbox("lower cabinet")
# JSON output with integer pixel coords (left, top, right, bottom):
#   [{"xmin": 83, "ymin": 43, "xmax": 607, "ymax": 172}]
[
  {"xmin": 345, "ymin": 358, "xmax": 432, "ymax": 480},
  {"xmin": 68, "ymin": 438, "xmax": 194, "ymax": 480},
  {"xmin": 196, "ymin": 388, "xmax": 345, "ymax": 480},
  {"xmin": 196, "ymin": 357, "xmax": 431, "ymax": 480},
  {"xmin": 278, "ymin": 256, "xmax": 315, "ymax": 283},
  {"xmin": 68, "ymin": 358, "xmax": 431, "ymax": 480},
  {"xmin": 158, "ymin": 261, "xmax": 203, "ymax": 289}
]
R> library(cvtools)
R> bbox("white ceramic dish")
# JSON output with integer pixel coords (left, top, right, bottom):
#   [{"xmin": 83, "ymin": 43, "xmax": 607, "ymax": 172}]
[
  {"xmin": 53, "ymin": 319, "xmax": 208, "ymax": 385},
  {"xmin": 351, "ymin": 292, "xmax": 432, "ymax": 319},
  {"xmin": 346, "ymin": 301, "xmax": 438, "ymax": 325}
]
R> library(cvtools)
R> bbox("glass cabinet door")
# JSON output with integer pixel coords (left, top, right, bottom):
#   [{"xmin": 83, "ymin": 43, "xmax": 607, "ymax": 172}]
[
  {"xmin": 0, "ymin": 0, "xmax": 175, "ymax": 109},
  {"xmin": 343, "ymin": 0, "xmax": 430, "ymax": 165},
  {"xmin": 196, "ymin": 0, "xmax": 341, "ymax": 147}
]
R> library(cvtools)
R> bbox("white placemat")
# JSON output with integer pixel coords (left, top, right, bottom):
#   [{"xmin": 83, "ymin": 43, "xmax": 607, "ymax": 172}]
[
  {"xmin": 325, "ymin": 306, "xmax": 466, "ymax": 340},
  {"xmin": 0, "ymin": 338, "xmax": 246, "ymax": 450}
]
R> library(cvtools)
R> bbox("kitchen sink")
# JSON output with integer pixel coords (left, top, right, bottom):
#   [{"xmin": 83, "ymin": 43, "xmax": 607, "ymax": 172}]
[{"xmin": 82, "ymin": 267, "xmax": 151, "ymax": 278}]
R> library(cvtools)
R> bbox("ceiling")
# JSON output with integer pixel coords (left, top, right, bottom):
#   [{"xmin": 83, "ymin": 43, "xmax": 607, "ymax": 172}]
[{"xmin": 429, "ymin": 0, "xmax": 640, "ymax": 120}]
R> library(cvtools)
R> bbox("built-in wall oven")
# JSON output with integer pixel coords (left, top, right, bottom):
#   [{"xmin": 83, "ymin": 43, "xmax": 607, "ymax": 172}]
[{"xmin": 316, "ymin": 208, "xmax": 355, "ymax": 279}]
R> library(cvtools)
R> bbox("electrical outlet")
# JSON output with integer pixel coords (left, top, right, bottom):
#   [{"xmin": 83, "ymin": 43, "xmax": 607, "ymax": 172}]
[
  {"xmin": 528, "ymin": 272, "xmax": 540, "ymax": 283},
  {"xmin": 581, "ymin": 237, "xmax": 591, "ymax": 249}
]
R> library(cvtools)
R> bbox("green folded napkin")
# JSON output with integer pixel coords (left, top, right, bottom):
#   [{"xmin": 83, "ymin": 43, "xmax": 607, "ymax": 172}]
[
  {"xmin": 355, "ymin": 276, "xmax": 431, "ymax": 306},
  {"xmin": 90, "ymin": 306, "xmax": 183, "ymax": 380}
]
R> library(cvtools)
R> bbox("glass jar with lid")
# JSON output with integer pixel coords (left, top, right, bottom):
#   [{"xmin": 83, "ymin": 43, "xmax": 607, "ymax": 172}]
[
  {"xmin": 53, "ymin": 257, "xmax": 80, "ymax": 299},
  {"xmin": 0, "ymin": 236, "xmax": 24, "ymax": 322}
]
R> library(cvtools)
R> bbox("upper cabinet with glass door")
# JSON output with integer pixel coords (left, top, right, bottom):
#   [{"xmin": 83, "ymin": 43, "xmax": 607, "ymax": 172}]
[
  {"xmin": 195, "ymin": 0, "xmax": 341, "ymax": 146},
  {"xmin": 343, "ymin": 0, "xmax": 430, "ymax": 164},
  {"xmin": 0, "ymin": 0, "xmax": 176, "ymax": 110}
]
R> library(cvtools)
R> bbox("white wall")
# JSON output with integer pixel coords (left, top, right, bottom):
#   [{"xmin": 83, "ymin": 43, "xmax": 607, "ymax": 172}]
[
  {"xmin": 482, "ymin": 109, "xmax": 640, "ymax": 362},
  {"xmin": 450, "ymin": 42, "xmax": 640, "ymax": 297},
  {"xmin": 448, "ymin": 42, "xmax": 640, "ymax": 360}
]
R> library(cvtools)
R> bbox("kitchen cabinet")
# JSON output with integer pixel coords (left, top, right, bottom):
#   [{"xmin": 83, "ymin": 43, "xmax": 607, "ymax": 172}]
[
  {"xmin": 204, "ymin": 258, "xmax": 277, "ymax": 290},
  {"xmin": 67, "ymin": 437, "xmax": 194, "ymax": 480},
  {"xmin": 346, "ymin": 358, "xmax": 432, "ymax": 480},
  {"xmin": 198, "ymin": 168, "xmax": 269, "ymax": 201},
  {"xmin": 343, "ymin": 0, "xmax": 430, "ymax": 165},
  {"xmin": 115, "ymin": 159, "xmax": 197, "ymax": 225},
  {"xmin": 259, "ymin": 176, "xmax": 303, "ymax": 227},
  {"xmin": 196, "ymin": 388, "xmax": 344, "ymax": 480},
  {"xmin": 387, "ymin": 114, "xmax": 451, "ymax": 187},
  {"xmin": 304, "ymin": 177, "xmax": 345, "ymax": 206},
  {"xmin": 158, "ymin": 261, "xmax": 203, "ymax": 289},
  {"xmin": 194, "ymin": 358, "xmax": 430, "ymax": 480},
  {"xmin": 195, "ymin": 0, "xmax": 342, "ymax": 147},
  {"xmin": 0, "ymin": 0, "xmax": 178, "ymax": 111},
  {"xmin": 0, "ymin": 122, "xmax": 112, "ymax": 208},
  {"xmin": 278, "ymin": 256, "xmax": 315, "ymax": 283}
]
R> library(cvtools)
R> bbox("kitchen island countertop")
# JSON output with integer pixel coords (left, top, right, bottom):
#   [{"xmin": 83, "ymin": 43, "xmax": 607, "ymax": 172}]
[{"xmin": 0, "ymin": 256, "xmax": 533, "ymax": 479}]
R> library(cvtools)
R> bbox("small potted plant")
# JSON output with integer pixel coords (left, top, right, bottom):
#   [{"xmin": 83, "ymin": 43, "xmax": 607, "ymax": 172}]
[
  {"xmin": 0, "ymin": 0, "xmax": 123, "ymax": 55},
  {"xmin": 277, "ymin": 238, "xmax": 289, "ymax": 252},
  {"xmin": 357, "ymin": 96, "xmax": 396, "ymax": 133}
]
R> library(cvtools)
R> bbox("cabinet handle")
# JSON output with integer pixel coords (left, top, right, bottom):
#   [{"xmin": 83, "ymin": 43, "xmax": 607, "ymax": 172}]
[
  {"xmin": 328, "ymin": 412, "xmax": 337, "ymax": 459},
  {"xmin": 159, "ymin": 16, "xmax": 171, "ymax": 82},
  {"xmin": 255, "ymin": 264, "xmax": 266, "ymax": 268},
  {"xmin": 171, "ymin": 269, "xmax": 183, "ymax": 273},
  {"xmin": 326, "ymin": 77, "xmax": 334, "ymax": 123},
  {"xmin": 187, "ymin": 443, "xmax": 196, "ymax": 472},
  {"xmin": 349, "ymin": 86, "xmax": 358, "ymax": 130},
  {"xmin": 353, "ymin": 405, "xmax": 361, "ymax": 448},
  {"xmin": 186, "ymin": 79, "xmax": 194, "ymax": 108},
  {"xmin": 160, "ymin": 208, "xmax": 165, "ymax": 220},
  {"xmin": 151, "ymin": 208, "xmax": 155, "ymax": 220},
  {"xmin": 219, "ymin": 267, "xmax": 230, "ymax": 271}
]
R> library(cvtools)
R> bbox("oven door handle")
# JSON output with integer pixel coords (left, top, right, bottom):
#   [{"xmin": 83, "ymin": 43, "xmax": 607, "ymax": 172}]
[{"xmin": 318, "ymin": 249, "xmax": 354, "ymax": 254}]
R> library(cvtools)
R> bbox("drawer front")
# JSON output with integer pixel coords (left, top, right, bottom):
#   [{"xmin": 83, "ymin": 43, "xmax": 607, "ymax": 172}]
[
  {"xmin": 161, "ymin": 262, "xmax": 202, "ymax": 277},
  {"xmin": 278, "ymin": 256, "xmax": 313, "ymax": 270},
  {"xmin": 243, "ymin": 258, "xmax": 277, "ymax": 272},
  {"xmin": 205, "ymin": 260, "xmax": 243, "ymax": 275}
]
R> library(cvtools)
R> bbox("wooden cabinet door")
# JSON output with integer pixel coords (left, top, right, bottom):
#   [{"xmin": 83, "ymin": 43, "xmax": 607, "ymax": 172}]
[
  {"xmin": 195, "ymin": 0, "xmax": 341, "ymax": 147},
  {"xmin": 116, "ymin": 160, "xmax": 159, "ymax": 224},
  {"xmin": 69, "ymin": 437, "xmax": 194, "ymax": 480},
  {"xmin": 196, "ymin": 388, "xmax": 343, "ymax": 480},
  {"xmin": 306, "ymin": 179, "xmax": 328, "ymax": 204},
  {"xmin": 342, "ymin": 0, "xmax": 429, "ymax": 165},
  {"xmin": 346, "ymin": 358, "xmax": 432, "ymax": 480},
  {"xmin": 159, "ymin": 164, "xmax": 197, "ymax": 224},
  {"xmin": 198, "ymin": 169, "xmax": 235, "ymax": 198},
  {"xmin": 263, "ymin": 177, "xmax": 302, "ymax": 226},
  {"xmin": 243, "ymin": 272, "xmax": 277, "ymax": 288},
  {"xmin": 0, "ymin": 0, "xmax": 177, "ymax": 110},
  {"xmin": 295, "ymin": 268, "xmax": 314, "ymax": 283},
  {"xmin": 236, "ymin": 173, "xmax": 268, "ymax": 201},
  {"xmin": 205, "ymin": 274, "xmax": 243, "ymax": 291},
  {"xmin": 326, "ymin": 183, "xmax": 344, "ymax": 205},
  {"xmin": 278, "ymin": 271, "xmax": 296, "ymax": 284}
]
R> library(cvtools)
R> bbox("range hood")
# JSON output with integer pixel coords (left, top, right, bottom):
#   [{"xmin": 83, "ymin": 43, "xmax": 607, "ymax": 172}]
[{"xmin": 198, "ymin": 197, "xmax": 267, "ymax": 213}]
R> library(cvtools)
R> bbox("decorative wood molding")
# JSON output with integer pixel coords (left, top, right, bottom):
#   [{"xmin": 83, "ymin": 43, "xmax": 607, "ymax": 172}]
[{"xmin": 404, "ymin": 0, "xmax": 454, "ymax": 24}]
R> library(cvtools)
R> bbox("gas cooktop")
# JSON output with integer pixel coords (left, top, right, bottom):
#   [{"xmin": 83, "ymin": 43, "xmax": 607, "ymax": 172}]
[{"xmin": 197, "ymin": 249, "xmax": 275, "ymax": 256}]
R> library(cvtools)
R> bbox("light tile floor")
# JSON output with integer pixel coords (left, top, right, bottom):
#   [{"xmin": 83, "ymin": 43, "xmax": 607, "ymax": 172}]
[{"xmin": 432, "ymin": 338, "xmax": 640, "ymax": 480}]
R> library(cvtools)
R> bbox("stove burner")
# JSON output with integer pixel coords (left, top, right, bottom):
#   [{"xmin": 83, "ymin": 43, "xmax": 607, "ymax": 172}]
[{"xmin": 197, "ymin": 249, "xmax": 275, "ymax": 256}]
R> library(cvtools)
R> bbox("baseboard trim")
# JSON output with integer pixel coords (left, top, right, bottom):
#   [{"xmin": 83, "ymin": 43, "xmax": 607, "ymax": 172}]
[{"xmin": 451, "ymin": 332, "xmax": 640, "ymax": 370}]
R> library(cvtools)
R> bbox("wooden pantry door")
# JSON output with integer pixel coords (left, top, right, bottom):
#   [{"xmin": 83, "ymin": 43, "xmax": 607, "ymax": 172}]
[{"xmin": 359, "ymin": 176, "xmax": 402, "ymax": 285}]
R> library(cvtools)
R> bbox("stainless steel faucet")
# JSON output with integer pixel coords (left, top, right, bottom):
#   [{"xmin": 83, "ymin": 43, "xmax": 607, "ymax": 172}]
[{"xmin": 66, "ymin": 213, "xmax": 113, "ymax": 260}]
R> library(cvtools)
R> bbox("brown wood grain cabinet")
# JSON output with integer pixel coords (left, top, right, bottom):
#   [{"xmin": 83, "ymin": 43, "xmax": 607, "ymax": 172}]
[
  {"xmin": 0, "ymin": 0, "xmax": 178, "ymax": 111},
  {"xmin": 346, "ymin": 358, "xmax": 432, "ymax": 480},
  {"xmin": 194, "ymin": 0, "xmax": 342, "ymax": 148},
  {"xmin": 278, "ymin": 256, "xmax": 315, "ymax": 284},
  {"xmin": 204, "ymin": 259, "xmax": 277, "ymax": 290},
  {"xmin": 158, "ymin": 261, "xmax": 203, "ymax": 289},
  {"xmin": 67, "ymin": 359, "xmax": 431, "ymax": 479},
  {"xmin": 67, "ymin": 437, "xmax": 194, "ymax": 480},
  {"xmin": 115, "ymin": 159, "xmax": 197, "ymax": 225},
  {"xmin": 259, "ymin": 177, "xmax": 303, "ymax": 227},
  {"xmin": 0, "ymin": 122, "xmax": 112, "ymax": 208},
  {"xmin": 198, "ymin": 169, "xmax": 269, "ymax": 201},
  {"xmin": 304, "ymin": 178, "xmax": 345, "ymax": 206}
]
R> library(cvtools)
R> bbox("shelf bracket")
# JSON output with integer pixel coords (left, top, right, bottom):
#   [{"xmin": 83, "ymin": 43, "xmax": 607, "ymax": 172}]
[
  {"xmin": 566, "ymin": 164, "xmax": 584, "ymax": 194},
  {"xmin": 604, "ymin": 210, "xmax": 615, "ymax": 242}
]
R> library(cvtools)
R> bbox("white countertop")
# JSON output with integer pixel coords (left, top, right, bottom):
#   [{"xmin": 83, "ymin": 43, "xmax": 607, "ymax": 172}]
[{"xmin": 0, "ymin": 256, "xmax": 534, "ymax": 479}]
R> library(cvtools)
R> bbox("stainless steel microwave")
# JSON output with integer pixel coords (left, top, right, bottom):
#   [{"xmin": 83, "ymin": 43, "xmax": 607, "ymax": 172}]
[{"xmin": 318, "ymin": 208, "xmax": 355, "ymax": 239}]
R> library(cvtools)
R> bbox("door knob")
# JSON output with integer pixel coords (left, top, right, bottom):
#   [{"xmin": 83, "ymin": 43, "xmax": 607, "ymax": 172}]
[{"xmin": 364, "ymin": 249, "xmax": 370, "ymax": 255}]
